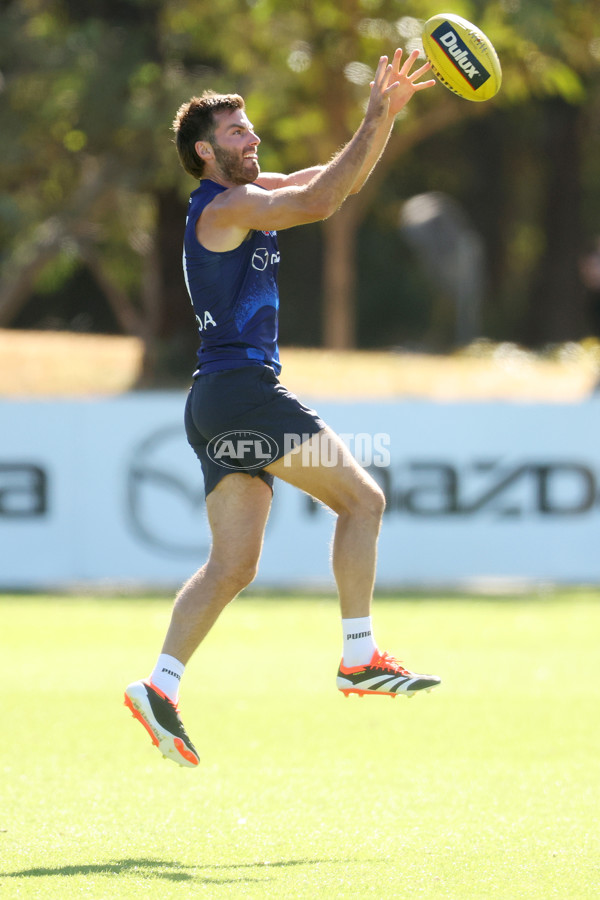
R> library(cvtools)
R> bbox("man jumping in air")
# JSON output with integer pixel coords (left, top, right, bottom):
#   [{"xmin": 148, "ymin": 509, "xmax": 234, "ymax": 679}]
[{"xmin": 125, "ymin": 49, "xmax": 440, "ymax": 767}]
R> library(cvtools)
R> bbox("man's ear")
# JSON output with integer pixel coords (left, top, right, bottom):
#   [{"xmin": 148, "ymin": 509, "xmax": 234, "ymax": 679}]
[{"xmin": 195, "ymin": 140, "xmax": 214, "ymax": 161}]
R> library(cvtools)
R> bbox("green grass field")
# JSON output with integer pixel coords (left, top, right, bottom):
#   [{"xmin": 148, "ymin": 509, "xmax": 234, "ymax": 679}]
[{"xmin": 1, "ymin": 591, "xmax": 599, "ymax": 899}]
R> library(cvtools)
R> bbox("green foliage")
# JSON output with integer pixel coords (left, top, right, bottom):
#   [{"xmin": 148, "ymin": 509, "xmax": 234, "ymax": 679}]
[
  {"xmin": 1, "ymin": 0, "xmax": 600, "ymax": 351},
  {"xmin": 33, "ymin": 248, "xmax": 80, "ymax": 294},
  {"xmin": 3, "ymin": 0, "xmax": 596, "ymax": 188}
]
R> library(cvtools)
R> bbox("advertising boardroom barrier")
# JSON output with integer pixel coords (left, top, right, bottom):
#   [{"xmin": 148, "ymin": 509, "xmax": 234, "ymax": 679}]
[{"xmin": 1, "ymin": 392, "xmax": 599, "ymax": 590}]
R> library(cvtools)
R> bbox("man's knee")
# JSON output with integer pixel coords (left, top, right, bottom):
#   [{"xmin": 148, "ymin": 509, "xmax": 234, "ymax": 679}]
[
  {"xmin": 335, "ymin": 477, "xmax": 385, "ymax": 522},
  {"xmin": 360, "ymin": 481, "xmax": 386, "ymax": 521},
  {"xmin": 210, "ymin": 554, "xmax": 260, "ymax": 594}
]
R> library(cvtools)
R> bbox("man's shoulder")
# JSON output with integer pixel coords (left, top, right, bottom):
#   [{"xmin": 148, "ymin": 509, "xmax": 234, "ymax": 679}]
[
  {"xmin": 188, "ymin": 180, "xmax": 230, "ymax": 221},
  {"xmin": 195, "ymin": 179, "xmax": 266, "ymax": 208},
  {"xmin": 192, "ymin": 179, "xmax": 227, "ymax": 200}
]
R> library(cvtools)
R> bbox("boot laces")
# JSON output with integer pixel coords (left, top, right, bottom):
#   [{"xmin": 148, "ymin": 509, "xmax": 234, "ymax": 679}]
[{"xmin": 373, "ymin": 651, "xmax": 410, "ymax": 676}]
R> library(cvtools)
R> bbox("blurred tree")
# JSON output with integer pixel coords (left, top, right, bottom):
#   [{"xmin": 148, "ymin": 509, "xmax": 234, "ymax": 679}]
[
  {"xmin": 0, "ymin": 0, "xmax": 599, "ymax": 380},
  {"xmin": 489, "ymin": 0, "xmax": 600, "ymax": 345},
  {"xmin": 0, "ymin": 0, "xmax": 167, "ymax": 375}
]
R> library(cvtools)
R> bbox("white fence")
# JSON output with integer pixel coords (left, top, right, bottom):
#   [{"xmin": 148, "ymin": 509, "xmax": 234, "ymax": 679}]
[{"xmin": 1, "ymin": 393, "xmax": 599, "ymax": 589}]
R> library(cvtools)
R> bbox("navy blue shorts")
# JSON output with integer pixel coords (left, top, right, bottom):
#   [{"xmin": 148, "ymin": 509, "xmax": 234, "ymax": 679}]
[{"xmin": 184, "ymin": 365, "xmax": 326, "ymax": 497}]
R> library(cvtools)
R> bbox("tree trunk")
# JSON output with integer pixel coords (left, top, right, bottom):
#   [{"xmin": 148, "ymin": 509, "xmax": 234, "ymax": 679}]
[
  {"xmin": 153, "ymin": 186, "xmax": 198, "ymax": 380},
  {"xmin": 526, "ymin": 99, "xmax": 587, "ymax": 344},
  {"xmin": 322, "ymin": 205, "xmax": 359, "ymax": 348},
  {"xmin": 0, "ymin": 157, "xmax": 117, "ymax": 328}
]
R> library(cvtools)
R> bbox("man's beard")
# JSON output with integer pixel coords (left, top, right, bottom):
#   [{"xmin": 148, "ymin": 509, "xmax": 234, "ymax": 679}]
[{"xmin": 213, "ymin": 143, "xmax": 258, "ymax": 185}]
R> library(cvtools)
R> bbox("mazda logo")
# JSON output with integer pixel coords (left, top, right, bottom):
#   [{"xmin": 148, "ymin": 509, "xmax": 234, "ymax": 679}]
[{"xmin": 126, "ymin": 425, "xmax": 210, "ymax": 556}]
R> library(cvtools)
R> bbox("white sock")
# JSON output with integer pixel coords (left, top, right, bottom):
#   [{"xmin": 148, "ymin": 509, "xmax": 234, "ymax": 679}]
[
  {"xmin": 149, "ymin": 653, "xmax": 185, "ymax": 704},
  {"xmin": 342, "ymin": 616, "xmax": 377, "ymax": 667}
]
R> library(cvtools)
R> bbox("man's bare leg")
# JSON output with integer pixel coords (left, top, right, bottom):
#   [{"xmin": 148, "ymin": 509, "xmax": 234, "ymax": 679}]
[
  {"xmin": 161, "ymin": 473, "xmax": 273, "ymax": 664},
  {"xmin": 266, "ymin": 426, "xmax": 385, "ymax": 618},
  {"xmin": 266, "ymin": 427, "xmax": 440, "ymax": 698},
  {"xmin": 124, "ymin": 473, "xmax": 272, "ymax": 766}
]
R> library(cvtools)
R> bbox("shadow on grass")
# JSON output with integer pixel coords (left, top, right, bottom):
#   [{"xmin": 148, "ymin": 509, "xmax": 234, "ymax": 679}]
[{"xmin": 3, "ymin": 856, "xmax": 351, "ymax": 885}]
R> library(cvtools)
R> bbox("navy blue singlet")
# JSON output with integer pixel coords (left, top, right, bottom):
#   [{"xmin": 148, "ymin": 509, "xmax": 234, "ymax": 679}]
[{"xmin": 183, "ymin": 179, "xmax": 282, "ymax": 375}]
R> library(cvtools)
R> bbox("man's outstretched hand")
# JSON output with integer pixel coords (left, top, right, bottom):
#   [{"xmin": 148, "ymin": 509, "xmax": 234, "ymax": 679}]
[{"xmin": 370, "ymin": 48, "xmax": 436, "ymax": 121}]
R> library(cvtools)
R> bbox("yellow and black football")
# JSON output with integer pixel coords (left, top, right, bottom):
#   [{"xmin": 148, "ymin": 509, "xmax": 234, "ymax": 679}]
[{"xmin": 422, "ymin": 13, "xmax": 502, "ymax": 101}]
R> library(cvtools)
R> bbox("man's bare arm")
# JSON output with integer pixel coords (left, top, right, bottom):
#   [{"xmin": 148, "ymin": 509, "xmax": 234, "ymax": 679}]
[
  {"xmin": 256, "ymin": 51, "xmax": 434, "ymax": 197},
  {"xmin": 349, "ymin": 49, "xmax": 434, "ymax": 194},
  {"xmin": 198, "ymin": 55, "xmax": 396, "ymax": 250},
  {"xmin": 198, "ymin": 117, "xmax": 379, "ymax": 251},
  {"xmin": 255, "ymin": 168, "xmax": 323, "ymax": 190},
  {"xmin": 198, "ymin": 52, "xmax": 434, "ymax": 251}
]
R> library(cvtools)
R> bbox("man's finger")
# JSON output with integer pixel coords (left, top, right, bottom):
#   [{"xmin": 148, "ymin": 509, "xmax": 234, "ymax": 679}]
[
  {"xmin": 409, "ymin": 61, "xmax": 433, "ymax": 81},
  {"xmin": 399, "ymin": 47, "xmax": 422, "ymax": 77}
]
